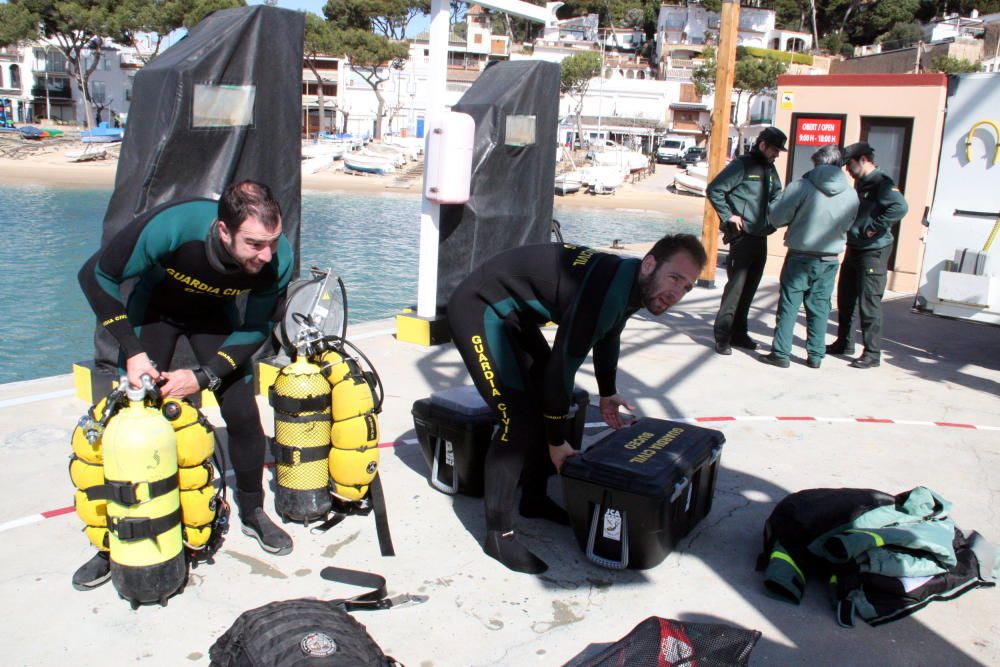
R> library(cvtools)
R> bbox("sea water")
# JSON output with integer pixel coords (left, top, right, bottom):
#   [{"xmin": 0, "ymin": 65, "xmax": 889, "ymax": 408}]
[{"xmin": 0, "ymin": 185, "xmax": 697, "ymax": 383}]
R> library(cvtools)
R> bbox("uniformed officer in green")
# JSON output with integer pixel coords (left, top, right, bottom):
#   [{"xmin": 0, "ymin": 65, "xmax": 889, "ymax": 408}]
[
  {"xmin": 707, "ymin": 127, "xmax": 785, "ymax": 355},
  {"xmin": 827, "ymin": 142, "xmax": 909, "ymax": 369}
]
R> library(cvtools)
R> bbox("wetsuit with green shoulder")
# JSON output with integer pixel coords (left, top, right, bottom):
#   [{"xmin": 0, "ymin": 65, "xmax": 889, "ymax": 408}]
[
  {"xmin": 447, "ymin": 243, "xmax": 641, "ymax": 572},
  {"xmin": 78, "ymin": 197, "xmax": 293, "ymax": 494},
  {"xmin": 79, "ymin": 198, "xmax": 293, "ymax": 382}
]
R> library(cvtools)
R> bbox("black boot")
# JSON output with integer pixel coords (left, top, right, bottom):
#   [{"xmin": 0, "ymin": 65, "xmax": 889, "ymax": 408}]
[
  {"xmin": 72, "ymin": 551, "xmax": 111, "ymax": 591},
  {"xmin": 519, "ymin": 494, "xmax": 570, "ymax": 525},
  {"xmin": 483, "ymin": 530, "xmax": 548, "ymax": 574},
  {"xmin": 237, "ymin": 490, "xmax": 293, "ymax": 556}
]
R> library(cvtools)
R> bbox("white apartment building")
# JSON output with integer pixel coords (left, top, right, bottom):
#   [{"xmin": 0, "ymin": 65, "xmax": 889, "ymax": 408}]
[
  {"xmin": 0, "ymin": 45, "xmax": 27, "ymax": 123},
  {"xmin": 655, "ymin": 0, "xmax": 811, "ymax": 69}
]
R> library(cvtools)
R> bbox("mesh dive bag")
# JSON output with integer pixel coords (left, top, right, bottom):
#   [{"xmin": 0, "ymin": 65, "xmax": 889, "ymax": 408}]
[{"xmin": 568, "ymin": 616, "xmax": 761, "ymax": 667}]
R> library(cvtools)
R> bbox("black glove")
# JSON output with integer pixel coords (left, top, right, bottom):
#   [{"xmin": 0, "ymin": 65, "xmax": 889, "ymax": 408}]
[{"xmin": 721, "ymin": 220, "xmax": 742, "ymax": 245}]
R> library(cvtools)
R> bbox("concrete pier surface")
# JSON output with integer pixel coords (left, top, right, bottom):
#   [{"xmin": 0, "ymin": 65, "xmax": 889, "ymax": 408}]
[{"xmin": 1, "ymin": 266, "xmax": 997, "ymax": 666}]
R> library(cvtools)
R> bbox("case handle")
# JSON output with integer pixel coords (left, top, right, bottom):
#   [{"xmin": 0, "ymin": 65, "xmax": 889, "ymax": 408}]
[
  {"xmin": 429, "ymin": 438, "xmax": 460, "ymax": 495},
  {"xmin": 585, "ymin": 504, "xmax": 629, "ymax": 570}
]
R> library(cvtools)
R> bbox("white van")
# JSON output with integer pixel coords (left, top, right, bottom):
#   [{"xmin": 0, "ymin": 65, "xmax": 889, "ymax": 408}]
[{"xmin": 656, "ymin": 136, "xmax": 696, "ymax": 164}]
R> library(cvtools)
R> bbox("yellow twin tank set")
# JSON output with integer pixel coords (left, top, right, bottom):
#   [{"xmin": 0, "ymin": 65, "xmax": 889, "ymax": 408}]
[
  {"xmin": 266, "ymin": 267, "xmax": 394, "ymax": 555},
  {"xmin": 268, "ymin": 341, "xmax": 382, "ymax": 525},
  {"xmin": 70, "ymin": 378, "xmax": 226, "ymax": 607}
]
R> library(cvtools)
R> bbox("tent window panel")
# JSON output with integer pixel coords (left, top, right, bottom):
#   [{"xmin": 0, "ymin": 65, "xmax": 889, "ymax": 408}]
[
  {"xmin": 505, "ymin": 114, "xmax": 535, "ymax": 147},
  {"xmin": 192, "ymin": 84, "xmax": 256, "ymax": 128}
]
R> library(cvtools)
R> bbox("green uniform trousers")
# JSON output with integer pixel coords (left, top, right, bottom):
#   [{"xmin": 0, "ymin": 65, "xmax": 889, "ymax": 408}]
[
  {"xmin": 714, "ymin": 234, "xmax": 768, "ymax": 344},
  {"xmin": 771, "ymin": 255, "xmax": 838, "ymax": 362},
  {"xmin": 835, "ymin": 244, "xmax": 891, "ymax": 357}
]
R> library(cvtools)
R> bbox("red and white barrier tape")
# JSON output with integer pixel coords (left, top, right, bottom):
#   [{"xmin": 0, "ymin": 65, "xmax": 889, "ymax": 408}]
[{"xmin": 2, "ymin": 416, "xmax": 996, "ymax": 535}]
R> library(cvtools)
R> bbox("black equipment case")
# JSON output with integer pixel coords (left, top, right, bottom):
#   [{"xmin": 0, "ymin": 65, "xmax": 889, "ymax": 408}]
[
  {"xmin": 561, "ymin": 418, "xmax": 725, "ymax": 570},
  {"xmin": 412, "ymin": 385, "xmax": 589, "ymax": 496}
]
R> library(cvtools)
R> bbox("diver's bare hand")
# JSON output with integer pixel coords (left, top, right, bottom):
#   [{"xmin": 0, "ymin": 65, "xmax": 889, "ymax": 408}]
[
  {"xmin": 125, "ymin": 353, "xmax": 159, "ymax": 389},
  {"xmin": 159, "ymin": 369, "xmax": 200, "ymax": 399},
  {"xmin": 600, "ymin": 394, "xmax": 636, "ymax": 429},
  {"xmin": 549, "ymin": 442, "xmax": 578, "ymax": 472}
]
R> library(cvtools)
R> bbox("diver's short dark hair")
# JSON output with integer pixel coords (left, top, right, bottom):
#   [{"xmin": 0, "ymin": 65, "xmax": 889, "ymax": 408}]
[
  {"xmin": 647, "ymin": 233, "xmax": 708, "ymax": 269},
  {"xmin": 218, "ymin": 180, "xmax": 282, "ymax": 234}
]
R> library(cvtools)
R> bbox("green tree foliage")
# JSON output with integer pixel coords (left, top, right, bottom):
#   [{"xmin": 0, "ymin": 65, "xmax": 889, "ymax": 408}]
[
  {"xmin": 930, "ymin": 55, "xmax": 980, "ymax": 73},
  {"xmin": 876, "ymin": 21, "xmax": 924, "ymax": 49},
  {"xmin": 321, "ymin": 0, "xmax": 422, "ymax": 138},
  {"xmin": 0, "ymin": 0, "xmax": 240, "ymax": 127},
  {"xmin": 111, "ymin": 0, "xmax": 244, "ymax": 63},
  {"xmin": 819, "ymin": 30, "xmax": 853, "ymax": 56},
  {"xmin": 1, "ymin": 0, "xmax": 117, "ymax": 128},
  {"xmin": 323, "ymin": 0, "xmax": 429, "ymax": 40},
  {"xmin": 691, "ymin": 47, "xmax": 787, "ymax": 153},
  {"xmin": 691, "ymin": 46, "xmax": 717, "ymax": 97},
  {"xmin": 559, "ymin": 50, "xmax": 602, "ymax": 147},
  {"xmin": 329, "ymin": 28, "xmax": 409, "ymax": 139},
  {"xmin": 305, "ymin": 12, "xmax": 340, "ymax": 135},
  {"xmin": 0, "ymin": 3, "xmax": 38, "ymax": 48},
  {"xmin": 847, "ymin": 0, "xmax": 920, "ymax": 46}
]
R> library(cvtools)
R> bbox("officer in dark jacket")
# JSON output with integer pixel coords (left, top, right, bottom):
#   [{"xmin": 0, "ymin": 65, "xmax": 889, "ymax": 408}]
[
  {"xmin": 827, "ymin": 142, "xmax": 909, "ymax": 369},
  {"xmin": 707, "ymin": 127, "xmax": 785, "ymax": 355}
]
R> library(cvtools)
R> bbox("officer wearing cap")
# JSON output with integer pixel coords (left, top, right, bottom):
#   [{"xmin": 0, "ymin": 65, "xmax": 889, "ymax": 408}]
[
  {"xmin": 707, "ymin": 126, "xmax": 786, "ymax": 355},
  {"xmin": 827, "ymin": 142, "xmax": 908, "ymax": 369}
]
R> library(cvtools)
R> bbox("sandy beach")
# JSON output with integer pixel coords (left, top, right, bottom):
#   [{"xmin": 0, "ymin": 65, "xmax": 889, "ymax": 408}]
[{"xmin": 0, "ymin": 135, "xmax": 708, "ymax": 221}]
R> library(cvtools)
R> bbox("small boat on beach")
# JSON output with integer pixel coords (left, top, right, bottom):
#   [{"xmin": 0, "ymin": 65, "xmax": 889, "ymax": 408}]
[
  {"xmin": 302, "ymin": 142, "xmax": 344, "ymax": 161},
  {"xmin": 554, "ymin": 172, "xmax": 584, "ymax": 196},
  {"xmin": 81, "ymin": 127, "xmax": 124, "ymax": 143},
  {"xmin": 363, "ymin": 143, "xmax": 408, "ymax": 167},
  {"xmin": 673, "ymin": 162, "xmax": 708, "ymax": 196},
  {"xmin": 65, "ymin": 146, "xmax": 107, "ymax": 162},
  {"xmin": 343, "ymin": 152, "xmax": 395, "ymax": 174}
]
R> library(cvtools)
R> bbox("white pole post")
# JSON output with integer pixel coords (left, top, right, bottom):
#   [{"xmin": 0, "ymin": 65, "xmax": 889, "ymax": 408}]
[
  {"xmin": 414, "ymin": 0, "xmax": 552, "ymax": 320},
  {"xmin": 416, "ymin": 0, "xmax": 450, "ymax": 318}
]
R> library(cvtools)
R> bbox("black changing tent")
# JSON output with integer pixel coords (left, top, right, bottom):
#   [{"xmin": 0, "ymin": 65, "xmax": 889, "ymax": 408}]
[
  {"xmin": 92, "ymin": 5, "xmax": 304, "ymax": 370},
  {"xmin": 437, "ymin": 60, "xmax": 561, "ymax": 306}
]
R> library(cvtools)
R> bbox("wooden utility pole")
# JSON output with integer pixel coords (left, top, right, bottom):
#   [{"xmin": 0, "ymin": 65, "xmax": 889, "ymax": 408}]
[{"xmin": 699, "ymin": 0, "xmax": 740, "ymax": 287}]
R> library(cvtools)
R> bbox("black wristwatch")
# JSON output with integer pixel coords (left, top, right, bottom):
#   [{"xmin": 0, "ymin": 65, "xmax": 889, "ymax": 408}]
[{"xmin": 194, "ymin": 367, "xmax": 222, "ymax": 392}]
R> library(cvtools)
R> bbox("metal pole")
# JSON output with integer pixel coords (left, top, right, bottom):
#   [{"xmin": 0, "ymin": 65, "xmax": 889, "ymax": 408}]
[
  {"xmin": 414, "ymin": 0, "xmax": 551, "ymax": 319},
  {"xmin": 415, "ymin": 0, "xmax": 449, "ymax": 317},
  {"xmin": 698, "ymin": 0, "xmax": 740, "ymax": 287},
  {"xmin": 44, "ymin": 47, "xmax": 51, "ymax": 121}
]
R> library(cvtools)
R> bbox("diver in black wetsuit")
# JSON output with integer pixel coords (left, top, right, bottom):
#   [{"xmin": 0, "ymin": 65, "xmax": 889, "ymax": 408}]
[
  {"xmin": 73, "ymin": 181, "xmax": 295, "ymax": 590},
  {"xmin": 447, "ymin": 234, "xmax": 707, "ymax": 574}
]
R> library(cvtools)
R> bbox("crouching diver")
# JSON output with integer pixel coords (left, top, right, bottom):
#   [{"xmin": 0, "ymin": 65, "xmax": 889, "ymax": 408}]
[
  {"xmin": 72, "ymin": 180, "xmax": 294, "ymax": 590},
  {"xmin": 447, "ymin": 234, "xmax": 706, "ymax": 574}
]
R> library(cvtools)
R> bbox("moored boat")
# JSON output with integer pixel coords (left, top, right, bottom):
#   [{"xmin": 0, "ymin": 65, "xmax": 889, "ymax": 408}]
[
  {"xmin": 343, "ymin": 152, "xmax": 395, "ymax": 174},
  {"xmin": 81, "ymin": 127, "xmax": 124, "ymax": 143}
]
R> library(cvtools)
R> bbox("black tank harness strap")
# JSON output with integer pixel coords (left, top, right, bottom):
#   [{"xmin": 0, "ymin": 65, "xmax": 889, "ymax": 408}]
[
  {"xmin": 107, "ymin": 508, "xmax": 183, "ymax": 542},
  {"xmin": 86, "ymin": 474, "xmax": 179, "ymax": 505},
  {"xmin": 269, "ymin": 438, "xmax": 332, "ymax": 465},
  {"xmin": 319, "ymin": 565, "xmax": 426, "ymax": 611},
  {"xmin": 368, "ymin": 473, "xmax": 394, "ymax": 557},
  {"xmin": 310, "ymin": 473, "xmax": 394, "ymax": 558},
  {"xmin": 274, "ymin": 411, "xmax": 332, "ymax": 424},
  {"xmin": 268, "ymin": 388, "xmax": 331, "ymax": 414}
]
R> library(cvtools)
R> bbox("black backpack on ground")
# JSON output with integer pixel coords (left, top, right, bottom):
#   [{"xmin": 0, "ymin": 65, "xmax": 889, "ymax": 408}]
[
  {"xmin": 209, "ymin": 598, "xmax": 398, "ymax": 666},
  {"xmin": 209, "ymin": 567, "xmax": 423, "ymax": 666}
]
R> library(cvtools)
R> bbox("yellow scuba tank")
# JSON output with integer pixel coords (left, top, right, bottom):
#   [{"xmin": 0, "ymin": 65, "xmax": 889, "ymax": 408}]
[
  {"xmin": 161, "ymin": 398, "xmax": 223, "ymax": 551},
  {"xmin": 70, "ymin": 397, "xmax": 110, "ymax": 552},
  {"xmin": 324, "ymin": 349, "xmax": 381, "ymax": 502},
  {"xmin": 100, "ymin": 379, "xmax": 186, "ymax": 607},
  {"xmin": 269, "ymin": 357, "xmax": 333, "ymax": 523}
]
